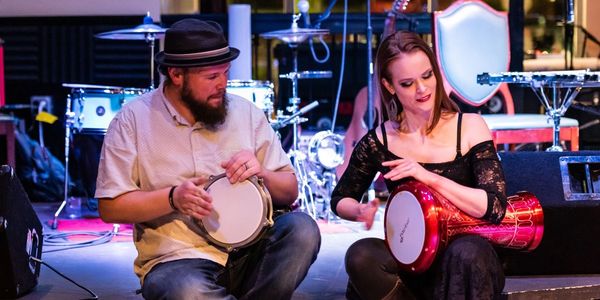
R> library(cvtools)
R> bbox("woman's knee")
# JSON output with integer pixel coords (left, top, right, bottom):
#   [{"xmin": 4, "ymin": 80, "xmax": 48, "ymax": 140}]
[{"xmin": 345, "ymin": 238, "xmax": 384, "ymax": 275}]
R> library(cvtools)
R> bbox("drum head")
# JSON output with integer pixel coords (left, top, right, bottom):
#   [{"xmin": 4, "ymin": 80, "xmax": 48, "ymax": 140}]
[
  {"xmin": 202, "ymin": 177, "xmax": 267, "ymax": 247},
  {"xmin": 385, "ymin": 190, "xmax": 426, "ymax": 265}
]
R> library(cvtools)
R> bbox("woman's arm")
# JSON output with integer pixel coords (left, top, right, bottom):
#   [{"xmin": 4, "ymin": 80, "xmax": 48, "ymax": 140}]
[{"xmin": 382, "ymin": 114, "xmax": 507, "ymax": 222}]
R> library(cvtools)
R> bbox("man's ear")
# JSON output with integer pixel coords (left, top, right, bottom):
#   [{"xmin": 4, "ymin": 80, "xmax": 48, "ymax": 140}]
[
  {"xmin": 168, "ymin": 67, "xmax": 185, "ymax": 85},
  {"xmin": 381, "ymin": 78, "xmax": 395, "ymax": 95}
]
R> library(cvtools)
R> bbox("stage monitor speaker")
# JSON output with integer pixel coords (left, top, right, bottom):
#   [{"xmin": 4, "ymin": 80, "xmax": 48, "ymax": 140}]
[
  {"xmin": 0, "ymin": 165, "xmax": 43, "ymax": 298},
  {"xmin": 498, "ymin": 151, "xmax": 600, "ymax": 275}
]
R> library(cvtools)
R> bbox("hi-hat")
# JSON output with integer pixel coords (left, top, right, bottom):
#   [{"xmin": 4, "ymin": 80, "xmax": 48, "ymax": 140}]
[
  {"xmin": 95, "ymin": 23, "xmax": 166, "ymax": 40},
  {"xmin": 261, "ymin": 28, "xmax": 329, "ymax": 44}
]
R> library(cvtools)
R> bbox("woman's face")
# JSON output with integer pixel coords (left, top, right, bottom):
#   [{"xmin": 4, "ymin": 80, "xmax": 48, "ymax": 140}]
[{"xmin": 382, "ymin": 50, "xmax": 437, "ymax": 115}]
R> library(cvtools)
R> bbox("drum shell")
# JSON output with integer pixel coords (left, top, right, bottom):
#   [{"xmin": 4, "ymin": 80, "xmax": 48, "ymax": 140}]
[
  {"xmin": 226, "ymin": 80, "xmax": 274, "ymax": 117},
  {"xmin": 69, "ymin": 86, "xmax": 147, "ymax": 134},
  {"xmin": 384, "ymin": 180, "xmax": 544, "ymax": 274}
]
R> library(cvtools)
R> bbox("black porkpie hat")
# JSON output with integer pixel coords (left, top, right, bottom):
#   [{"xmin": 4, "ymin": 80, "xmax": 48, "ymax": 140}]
[{"xmin": 155, "ymin": 18, "xmax": 239, "ymax": 68}]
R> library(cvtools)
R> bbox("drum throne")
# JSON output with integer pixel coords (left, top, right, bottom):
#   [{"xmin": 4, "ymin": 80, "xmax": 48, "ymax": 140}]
[{"xmin": 433, "ymin": 0, "xmax": 579, "ymax": 151}]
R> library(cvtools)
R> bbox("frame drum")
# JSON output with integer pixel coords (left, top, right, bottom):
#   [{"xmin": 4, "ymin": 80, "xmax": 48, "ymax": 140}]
[{"xmin": 199, "ymin": 173, "xmax": 273, "ymax": 252}]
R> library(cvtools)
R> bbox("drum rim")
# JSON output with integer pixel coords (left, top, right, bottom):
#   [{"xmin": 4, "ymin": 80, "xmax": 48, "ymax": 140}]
[
  {"xmin": 199, "ymin": 173, "xmax": 273, "ymax": 252},
  {"xmin": 384, "ymin": 180, "xmax": 441, "ymax": 274}
]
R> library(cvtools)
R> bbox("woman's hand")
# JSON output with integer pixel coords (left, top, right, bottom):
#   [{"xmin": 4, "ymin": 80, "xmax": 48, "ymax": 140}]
[
  {"xmin": 357, "ymin": 198, "xmax": 381, "ymax": 230},
  {"xmin": 382, "ymin": 158, "xmax": 429, "ymax": 183}
]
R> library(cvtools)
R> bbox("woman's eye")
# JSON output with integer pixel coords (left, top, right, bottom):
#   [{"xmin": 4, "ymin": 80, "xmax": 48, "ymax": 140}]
[
  {"xmin": 423, "ymin": 70, "xmax": 433, "ymax": 79},
  {"xmin": 400, "ymin": 81, "xmax": 413, "ymax": 87}
]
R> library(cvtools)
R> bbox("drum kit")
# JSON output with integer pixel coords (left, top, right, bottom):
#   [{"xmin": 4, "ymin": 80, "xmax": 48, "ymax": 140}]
[
  {"xmin": 261, "ymin": 13, "xmax": 344, "ymax": 220},
  {"xmin": 52, "ymin": 13, "xmax": 344, "ymax": 230}
]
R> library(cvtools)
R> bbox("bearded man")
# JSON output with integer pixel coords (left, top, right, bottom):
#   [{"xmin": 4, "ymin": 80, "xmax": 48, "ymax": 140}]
[{"xmin": 95, "ymin": 18, "xmax": 321, "ymax": 300}]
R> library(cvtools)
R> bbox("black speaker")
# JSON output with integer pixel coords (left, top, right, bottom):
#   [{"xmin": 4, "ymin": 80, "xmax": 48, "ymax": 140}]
[
  {"xmin": 0, "ymin": 165, "xmax": 43, "ymax": 298},
  {"xmin": 497, "ymin": 151, "xmax": 600, "ymax": 275}
]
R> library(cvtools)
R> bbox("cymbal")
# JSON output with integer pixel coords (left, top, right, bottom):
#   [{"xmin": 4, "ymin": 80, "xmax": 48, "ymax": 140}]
[
  {"xmin": 95, "ymin": 23, "xmax": 166, "ymax": 40},
  {"xmin": 261, "ymin": 27, "xmax": 329, "ymax": 44}
]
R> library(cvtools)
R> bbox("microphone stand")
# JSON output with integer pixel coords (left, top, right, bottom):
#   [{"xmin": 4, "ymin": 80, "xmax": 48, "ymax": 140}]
[
  {"xmin": 366, "ymin": 0, "xmax": 374, "ymax": 131},
  {"xmin": 365, "ymin": 0, "xmax": 377, "ymax": 203}
]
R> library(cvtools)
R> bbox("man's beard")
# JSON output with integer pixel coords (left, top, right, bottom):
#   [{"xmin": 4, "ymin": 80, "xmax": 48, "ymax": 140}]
[{"xmin": 180, "ymin": 79, "xmax": 228, "ymax": 130}]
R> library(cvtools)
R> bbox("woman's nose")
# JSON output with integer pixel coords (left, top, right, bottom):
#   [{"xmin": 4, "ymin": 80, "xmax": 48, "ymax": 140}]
[{"xmin": 415, "ymin": 79, "xmax": 427, "ymax": 93}]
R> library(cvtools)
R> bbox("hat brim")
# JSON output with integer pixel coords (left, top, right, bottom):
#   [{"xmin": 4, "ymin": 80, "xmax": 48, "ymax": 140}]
[{"xmin": 155, "ymin": 47, "xmax": 240, "ymax": 68}]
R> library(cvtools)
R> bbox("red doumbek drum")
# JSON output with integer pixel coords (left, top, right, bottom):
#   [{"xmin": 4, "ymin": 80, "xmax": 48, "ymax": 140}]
[{"xmin": 384, "ymin": 180, "xmax": 544, "ymax": 274}]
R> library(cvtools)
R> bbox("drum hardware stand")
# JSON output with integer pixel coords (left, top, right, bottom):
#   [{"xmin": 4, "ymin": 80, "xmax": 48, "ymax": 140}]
[
  {"xmin": 52, "ymin": 94, "xmax": 75, "ymax": 229},
  {"xmin": 271, "ymin": 101, "xmax": 320, "ymax": 219},
  {"xmin": 308, "ymin": 170, "xmax": 339, "ymax": 222},
  {"xmin": 478, "ymin": 70, "xmax": 600, "ymax": 151},
  {"xmin": 261, "ymin": 16, "xmax": 330, "ymax": 219}
]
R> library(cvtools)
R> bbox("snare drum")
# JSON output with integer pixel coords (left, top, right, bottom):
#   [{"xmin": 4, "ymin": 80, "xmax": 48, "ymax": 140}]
[
  {"xmin": 384, "ymin": 180, "xmax": 543, "ymax": 274},
  {"xmin": 198, "ymin": 173, "xmax": 274, "ymax": 252},
  {"xmin": 65, "ymin": 83, "xmax": 147, "ymax": 134},
  {"xmin": 227, "ymin": 80, "xmax": 274, "ymax": 116}
]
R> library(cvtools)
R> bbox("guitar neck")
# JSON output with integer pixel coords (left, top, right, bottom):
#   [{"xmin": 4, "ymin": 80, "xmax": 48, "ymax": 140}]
[
  {"xmin": 382, "ymin": 10, "xmax": 397, "ymax": 40},
  {"xmin": 383, "ymin": 0, "xmax": 410, "ymax": 39}
]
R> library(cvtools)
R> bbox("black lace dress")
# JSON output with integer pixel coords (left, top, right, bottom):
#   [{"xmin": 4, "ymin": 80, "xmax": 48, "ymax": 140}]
[{"xmin": 333, "ymin": 114, "xmax": 508, "ymax": 299}]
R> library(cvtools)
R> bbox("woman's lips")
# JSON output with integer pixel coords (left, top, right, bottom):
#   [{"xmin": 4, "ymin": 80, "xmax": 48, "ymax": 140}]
[{"xmin": 416, "ymin": 94, "xmax": 431, "ymax": 102}]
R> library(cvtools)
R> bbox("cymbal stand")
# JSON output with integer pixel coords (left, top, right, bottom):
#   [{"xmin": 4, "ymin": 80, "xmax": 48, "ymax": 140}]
[
  {"xmin": 273, "ymin": 15, "xmax": 315, "ymax": 218},
  {"xmin": 145, "ymin": 34, "xmax": 157, "ymax": 90},
  {"xmin": 143, "ymin": 13, "xmax": 157, "ymax": 90},
  {"xmin": 52, "ymin": 94, "xmax": 75, "ymax": 229},
  {"xmin": 287, "ymin": 42, "xmax": 317, "ymax": 218}
]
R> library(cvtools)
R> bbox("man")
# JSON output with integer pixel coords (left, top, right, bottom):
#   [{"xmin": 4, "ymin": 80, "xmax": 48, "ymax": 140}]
[{"xmin": 95, "ymin": 18, "xmax": 321, "ymax": 299}]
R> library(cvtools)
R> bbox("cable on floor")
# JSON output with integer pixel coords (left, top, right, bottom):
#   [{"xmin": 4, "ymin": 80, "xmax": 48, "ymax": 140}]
[{"xmin": 29, "ymin": 256, "xmax": 99, "ymax": 300}]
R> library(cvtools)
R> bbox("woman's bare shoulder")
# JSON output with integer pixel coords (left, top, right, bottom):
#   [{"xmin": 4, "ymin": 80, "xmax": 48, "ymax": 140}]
[{"xmin": 461, "ymin": 113, "xmax": 493, "ymax": 147}]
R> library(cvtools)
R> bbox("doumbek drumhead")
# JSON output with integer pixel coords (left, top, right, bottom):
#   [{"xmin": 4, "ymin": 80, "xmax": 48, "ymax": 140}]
[
  {"xmin": 199, "ymin": 174, "xmax": 273, "ymax": 252},
  {"xmin": 385, "ymin": 187, "xmax": 439, "ymax": 273}
]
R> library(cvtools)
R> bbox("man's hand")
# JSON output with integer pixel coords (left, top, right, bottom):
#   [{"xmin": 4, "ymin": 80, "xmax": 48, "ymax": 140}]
[
  {"xmin": 171, "ymin": 176, "xmax": 213, "ymax": 219},
  {"xmin": 221, "ymin": 150, "xmax": 262, "ymax": 183}
]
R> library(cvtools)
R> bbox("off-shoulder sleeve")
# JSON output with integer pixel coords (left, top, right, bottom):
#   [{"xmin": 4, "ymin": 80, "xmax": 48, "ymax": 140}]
[
  {"xmin": 330, "ymin": 131, "xmax": 382, "ymax": 216},
  {"xmin": 469, "ymin": 141, "xmax": 507, "ymax": 224}
]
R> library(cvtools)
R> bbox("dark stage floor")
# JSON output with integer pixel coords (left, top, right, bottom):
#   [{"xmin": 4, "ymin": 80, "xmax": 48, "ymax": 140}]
[{"xmin": 14, "ymin": 201, "xmax": 600, "ymax": 300}]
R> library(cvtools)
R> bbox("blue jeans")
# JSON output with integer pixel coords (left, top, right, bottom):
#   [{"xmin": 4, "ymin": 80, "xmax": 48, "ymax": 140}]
[{"xmin": 142, "ymin": 212, "xmax": 321, "ymax": 300}]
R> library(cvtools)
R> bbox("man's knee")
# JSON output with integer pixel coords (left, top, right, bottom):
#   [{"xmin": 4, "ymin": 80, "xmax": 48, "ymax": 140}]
[{"xmin": 277, "ymin": 212, "xmax": 321, "ymax": 249}]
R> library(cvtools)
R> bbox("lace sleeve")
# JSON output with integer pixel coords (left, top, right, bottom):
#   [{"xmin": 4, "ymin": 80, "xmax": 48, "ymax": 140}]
[
  {"xmin": 331, "ymin": 131, "xmax": 383, "ymax": 216},
  {"xmin": 469, "ymin": 142, "xmax": 508, "ymax": 224}
]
